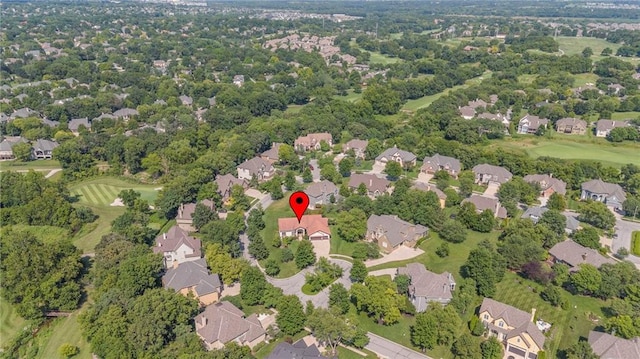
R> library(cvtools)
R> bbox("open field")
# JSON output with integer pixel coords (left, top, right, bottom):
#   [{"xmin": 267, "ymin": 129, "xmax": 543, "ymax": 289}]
[
  {"xmin": 368, "ymin": 51, "xmax": 402, "ymax": 65},
  {"xmin": 0, "ymin": 159, "xmax": 60, "ymax": 172},
  {"xmin": 1, "ymin": 225, "xmax": 70, "ymax": 244},
  {"xmin": 555, "ymin": 36, "xmax": 621, "ymax": 57},
  {"xmin": 0, "ymin": 298, "xmax": 26, "ymax": 349},
  {"xmin": 611, "ymin": 111, "xmax": 640, "ymax": 120},
  {"xmin": 334, "ymin": 89, "xmax": 363, "ymax": 103},
  {"xmin": 574, "ymin": 73, "xmax": 600, "ymax": 87},
  {"xmin": 495, "ymin": 138, "xmax": 640, "ymax": 168}
]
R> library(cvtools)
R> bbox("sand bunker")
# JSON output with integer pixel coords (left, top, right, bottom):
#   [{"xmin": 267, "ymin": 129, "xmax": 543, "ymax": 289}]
[{"xmin": 110, "ymin": 197, "xmax": 125, "ymax": 207}]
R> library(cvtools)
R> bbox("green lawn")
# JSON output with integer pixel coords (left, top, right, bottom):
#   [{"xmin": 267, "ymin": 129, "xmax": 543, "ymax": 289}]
[
  {"xmin": 0, "ymin": 159, "xmax": 60, "ymax": 172},
  {"xmin": 285, "ymin": 104, "xmax": 304, "ymax": 114},
  {"xmin": 334, "ymin": 90, "xmax": 363, "ymax": 103},
  {"xmin": 495, "ymin": 138, "xmax": 640, "ymax": 168},
  {"xmin": 329, "ymin": 235, "xmax": 360, "ymax": 257},
  {"xmin": 353, "ymin": 160, "xmax": 373, "ymax": 172},
  {"xmin": 368, "ymin": 51, "xmax": 402, "ymax": 65},
  {"xmin": 260, "ymin": 195, "xmax": 303, "ymax": 278},
  {"xmin": 611, "ymin": 111, "xmax": 640, "ymax": 121},
  {"xmin": 1, "ymin": 225, "xmax": 70, "ymax": 244},
  {"xmin": 573, "ymin": 73, "xmax": 599, "ymax": 87},
  {"xmin": 337, "ymin": 346, "xmax": 376, "ymax": 358},
  {"xmin": 555, "ymin": 36, "xmax": 621, "ymax": 57},
  {"xmin": 37, "ymin": 305, "xmax": 93, "ymax": 359},
  {"xmin": 0, "ymin": 298, "xmax": 26, "ymax": 349},
  {"xmin": 631, "ymin": 231, "xmax": 640, "ymax": 256}
]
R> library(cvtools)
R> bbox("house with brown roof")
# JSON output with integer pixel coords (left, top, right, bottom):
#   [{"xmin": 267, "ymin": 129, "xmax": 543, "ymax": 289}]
[
  {"xmin": 113, "ymin": 108, "xmax": 139, "ymax": 120},
  {"xmin": 595, "ymin": 119, "xmax": 630, "ymax": 137},
  {"xmin": 581, "ymin": 179, "xmax": 627, "ymax": 209},
  {"xmin": 195, "ymin": 301, "xmax": 267, "ymax": 350},
  {"xmin": 375, "ymin": 146, "xmax": 417, "ymax": 168},
  {"xmin": 304, "ymin": 180, "xmax": 339, "ymax": 209},
  {"xmin": 294, "ymin": 133, "xmax": 333, "ymax": 152},
  {"xmin": 588, "ymin": 331, "xmax": 640, "ymax": 359},
  {"xmin": 260, "ymin": 142, "xmax": 284, "ymax": 163},
  {"xmin": 237, "ymin": 157, "xmax": 275, "ymax": 182},
  {"xmin": 348, "ymin": 174, "xmax": 392, "ymax": 198},
  {"xmin": 366, "ymin": 214, "xmax": 428, "ymax": 253},
  {"xmin": 420, "ymin": 154, "xmax": 461, "ymax": 178},
  {"xmin": 479, "ymin": 298, "xmax": 545, "ymax": 359},
  {"xmin": 458, "ymin": 106, "xmax": 476, "ymax": 120},
  {"xmin": 153, "ymin": 226, "xmax": 202, "ymax": 268},
  {"xmin": 176, "ymin": 199, "xmax": 215, "ymax": 232},
  {"xmin": 472, "ymin": 164, "xmax": 513, "ymax": 185},
  {"xmin": 556, "ymin": 118, "xmax": 587, "ymax": 135},
  {"xmin": 214, "ymin": 174, "xmax": 248, "ymax": 203},
  {"xmin": 462, "ymin": 194, "xmax": 508, "ymax": 219},
  {"xmin": 523, "ymin": 174, "xmax": 567, "ymax": 197},
  {"xmin": 397, "ymin": 263, "xmax": 455, "ymax": 312},
  {"xmin": 517, "ymin": 114, "xmax": 549, "ymax": 134},
  {"xmin": 343, "ymin": 139, "xmax": 368, "ymax": 159},
  {"xmin": 162, "ymin": 258, "xmax": 222, "ymax": 306},
  {"xmin": 278, "ymin": 214, "xmax": 331, "ymax": 240},
  {"xmin": 411, "ymin": 182, "xmax": 446, "ymax": 208},
  {"xmin": 548, "ymin": 240, "xmax": 615, "ymax": 271}
]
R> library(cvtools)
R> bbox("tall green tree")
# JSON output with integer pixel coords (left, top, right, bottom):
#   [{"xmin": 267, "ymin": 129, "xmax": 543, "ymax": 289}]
[
  {"xmin": 276, "ymin": 295, "xmax": 306, "ymax": 335},
  {"xmin": 350, "ymin": 260, "xmax": 368, "ymax": 283},
  {"xmin": 295, "ymin": 240, "xmax": 316, "ymax": 269},
  {"xmin": 240, "ymin": 266, "xmax": 267, "ymax": 305},
  {"xmin": 335, "ymin": 208, "xmax": 367, "ymax": 242}
]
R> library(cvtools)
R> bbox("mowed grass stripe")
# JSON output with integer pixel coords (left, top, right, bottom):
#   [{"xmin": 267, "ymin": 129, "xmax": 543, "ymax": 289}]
[
  {"xmin": 96, "ymin": 184, "xmax": 118, "ymax": 205},
  {"xmin": 80, "ymin": 185, "xmax": 101, "ymax": 205},
  {"xmin": 86, "ymin": 184, "xmax": 108, "ymax": 206}
]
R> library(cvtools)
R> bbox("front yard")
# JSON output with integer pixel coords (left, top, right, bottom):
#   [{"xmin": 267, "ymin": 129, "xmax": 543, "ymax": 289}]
[{"xmin": 260, "ymin": 195, "xmax": 302, "ymax": 278}]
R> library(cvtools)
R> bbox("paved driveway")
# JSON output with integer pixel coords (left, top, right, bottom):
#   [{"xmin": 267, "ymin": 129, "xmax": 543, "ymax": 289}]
[
  {"xmin": 370, "ymin": 161, "xmax": 385, "ymax": 175},
  {"xmin": 368, "ymin": 268, "xmax": 398, "ymax": 279},
  {"xmin": 364, "ymin": 245, "xmax": 424, "ymax": 268},
  {"xmin": 483, "ymin": 182, "xmax": 500, "ymax": 198},
  {"xmin": 365, "ymin": 333, "xmax": 432, "ymax": 359},
  {"xmin": 611, "ymin": 213, "xmax": 640, "ymax": 267},
  {"xmin": 415, "ymin": 172, "xmax": 433, "ymax": 184},
  {"xmin": 312, "ymin": 240, "xmax": 330, "ymax": 258},
  {"xmin": 309, "ymin": 159, "xmax": 321, "ymax": 182}
]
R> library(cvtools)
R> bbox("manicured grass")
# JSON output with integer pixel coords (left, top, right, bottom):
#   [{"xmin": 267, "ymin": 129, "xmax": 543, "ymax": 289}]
[
  {"xmin": 0, "ymin": 159, "xmax": 60, "ymax": 171},
  {"xmin": 329, "ymin": 235, "xmax": 360, "ymax": 257},
  {"xmin": 631, "ymin": 231, "xmax": 640, "ymax": 256},
  {"xmin": 72, "ymin": 205, "xmax": 125, "ymax": 253},
  {"xmin": 353, "ymin": 160, "xmax": 373, "ymax": 171},
  {"xmin": 260, "ymin": 195, "xmax": 303, "ymax": 278},
  {"xmin": 37, "ymin": 305, "xmax": 92, "ymax": 359},
  {"xmin": 285, "ymin": 104, "xmax": 304, "ymax": 114},
  {"xmin": 402, "ymin": 71, "xmax": 492, "ymax": 112},
  {"xmin": 254, "ymin": 330, "xmax": 310, "ymax": 359},
  {"xmin": 367, "ymin": 231, "xmax": 500, "ymax": 282},
  {"xmin": 573, "ymin": 73, "xmax": 599, "ymax": 87},
  {"xmin": 1, "ymin": 224, "xmax": 70, "ymax": 244},
  {"xmin": 495, "ymin": 138, "xmax": 640, "ymax": 168},
  {"xmin": 0, "ymin": 298, "xmax": 26, "ymax": 349},
  {"xmin": 357, "ymin": 310, "xmax": 416, "ymax": 349},
  {"xmin": 337, "ymin": 346, "xmax": 376, "ymax": 358},
  {"xmin": 69, "ymin": 177, "xmax": 159, "ymax": 207},
  {"xmin": 334, "ymin": 90, "xmax": 363, "ymax": 103},
  {"xmin": 368, "ymin": 51, "xmax": 402, "ymax": 64},
  {"xmin": 555, "ymin": 36, "xmax": 621, "ymax": 57},
  {"xmin": 611, "ymin": 111, "xmax": 640, "ymax": 120}
]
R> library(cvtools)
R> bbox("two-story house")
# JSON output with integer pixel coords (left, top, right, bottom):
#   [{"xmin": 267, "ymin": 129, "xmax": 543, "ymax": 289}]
[
  {"xmin": 162, "ymin": 258, "xmax": 222, "ymax": 306},
  {"xmin": 420, "ymin": 154, "xmax": 462, "ymax": 178},
  {"xmin": 0, "ymin": 136, "xmax": 28, "ymax": 159},
  {"xmin": 153, "ymin": 225, "xmax": 202, "ymax": 268},
  {"xmin": 195, "ymin": 301, "xmax": 266, "ymax": 350},
  {"xmin": 294, "ymin": 133, "xmax": 333, "ymax": 152},
  {"xmin": 31, "ymin": 139, "xmax": 59, "ymax": 160},
  {"xmin": 549, "ymin": 240, "xmax": 615, "ymax": 271},
  {"xmin": 260, "ymin": 142, "xmax": 284, "ymax": 164},
  {"xmin": 517, "ymin": 114, "xmax": 549, "ymax": 135},
  {"xmin": 472, "ymin": 164, "xmax": 513, "ymax": 186},
  {"xmin": 479, "ymin": 298, "xmax": 546, "ymax": 359},
  {"xmin": 556, "ymin": 118, "xmax": 587, "ymax": 135},
  {"xmin": 68, "ymin": 117, "xmax": 91, "ymax": 136},
  {"xmin": 348, "ymin": 174, "xmax": 392, "ymax": 199},
  {"xmin": 594, "ymin": 119, "xmax": 630, "ymax": 137},
  {"xmin": 214, "ymin": 174, "xmax": 248, "ymax": 203},
  {"xmin": 375, "ymin": 146, "xmax": 417, "ymax": 169},
  {"xmin": 237, "ymin": 157, "xmax": 275, "ymax": 182},
  {"xmin": 305, "ymin": 180, "xmax": 339, "ymax": 209},
  {"xmin": 278, "ymin": 214, "xmax": 331, "ymax": 241},
  {"xmin": 580, "ymin": 179, "xmax": 627, "ymax": 210},
  {"xmin": 462, "ymin": 194, "xmax": 508, "ymax": 219},
  {"xmin": 366, "ymin": 214, "xmax": 428, "ymax": 253},
  {"xmin": 176, "ymin": 199, "xmax": 216, "ymax": 232},
  {"xmin": 343, "ymin": 139, "xmax": 368, "ymax": 159},
  {"xmin": 397, "ymin": 263, "xmax": 455, "ymax": 312},
  {"xmin": 523, "ymin": 174, "xmax": 567, "ymax": 197}
]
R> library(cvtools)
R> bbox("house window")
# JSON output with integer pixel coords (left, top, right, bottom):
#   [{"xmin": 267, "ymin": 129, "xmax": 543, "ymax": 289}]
[
  {"xmin": 499, "ymin": 322, "xmax": 504, "ymax": 328},
  {"xmin": 484, "ymin": 314, "xmax": 488, "ymax": 320},
  {"xmin": 382, "ymin": 242, "xmax": 387, "ymax": 248}
]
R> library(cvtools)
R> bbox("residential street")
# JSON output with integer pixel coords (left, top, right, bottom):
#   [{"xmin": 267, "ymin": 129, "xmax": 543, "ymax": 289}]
[
  {"xmin": 365, "ymin": 332, "xmax": 432, "ymax": 359},
  {"xmin": 309, "ymin": 158, "xmax": 321, "ymax": 182},
  {"xmin": 612, "ymin": 213, "xmax": 640, "ymax": 267}
]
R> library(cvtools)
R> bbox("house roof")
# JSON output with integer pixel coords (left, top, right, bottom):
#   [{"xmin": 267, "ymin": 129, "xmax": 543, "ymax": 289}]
[
  {"xmin": 0, "ymin": 136, "xmax": 27, "ymax": 151},
  {"xmin": 11, "ymin": 107, "xmax": 37, "ymax": 119},
  {"xmin": 179, "ymin": 95, "xmax": 193, "ymax": 105},
  {"xmin": 376, "ymin": 146, "xmax": 417, "ymax": 163},
  {"xmin": 479, "ymin": 298, "xmax": 534, "ymax": 330},
  {"xmin": 195, "ymin": 301, "xmax": 265, "ymax": 345},
  {"xmin": 523, "ymin": 174, "xmax": 567, "ymax": 195},
  {"xmin": 556, "ymin": 117, "xmax": 587, "ymax": 128},
  {"xmin": 162, "ymin": 258, "xmax": 221, "ymax": 294},
  {"xmin": 421, "ymin": 154, "xmax": 461, "ymax": 173},
  {"xmin": 507, "ymin": 320, "xmax": 546, "ymax": 349},
  {"xmin": 294, "ymin": 132, "xmax": 333, "ymax": 147},
  {"xmin": 260, "ymin": 143, "xmax": 283, "ymax": 161},
  {"xmin": 588, "ymin": 331, "xmax": 640, "ymax": 359},
  {"xmin": 582, "ymin": 179, "xmax": 626, "ymax": 203},
  {"xmin": 472, "ymin": 164, "xmax": 513, "ymax": 184},
  {"xmin": 237, "ymin": 157, "xmax": 274, "ymax": 176},
  {"xmin": 459, "ymin": 106, "xmax": 475, "ymax": 118},
  {"xmin": 462, "ymin": 194, "xmax": 507, "ymax": 219},
  {"xmin": 520, "ymin": 206, "xmax": 580, "ymax": 231},
  {"xmin": 344, "ymin": 139, "xmax": 368, "ymax": 151},
  {"xmin": 549, "ymin": 240, "xmax": 616, "ymax": 269},
  {"xmin": 519, "ymin": 114, "xmax": 549, "ymax": 130},
  {"xmin": 176, "ymin": 200, "xmax": 214, "ymax": 221},
  {"xmin": 397, "ymin": 263, "xmax": 454, "ymax": 300},
  {"xmin": 215, "ymin": 174, "xmax": 246, "ymax": 196},
  {"xmin": 153, "ymin": 225, "xmax": 202, "ymax": 257},
  {"xmin": 68, "ymin": 117, "xmax": 90, "ymax": 131},
  {"xmin": 305, "ymin": 180, "xmax": 338, "ymax": 198},
  {"xmin": 348, "ymin": 174, "xmax": 391, "ymax": 193},
  {"xmin": 367, "ymin": 214, "xmax": 428, "ymax": 247},
  {"xmin": 278, "ymin": 214, "xmax": 331, "ymax": 236},
  {"xmin": 596, "ymin": 119, "xmax": 629, "ymax": 133},
  {"xmin": 267, "ymin": 339, "xmax": 328, "ymax": 359},
  {"xmin": 468, "ymin": 98, "xmax": 488, "ymax": 109},
  {"xmin": 113, "ymin": 108, "xmax": 139, "ymax": 117},
  {"xmin": 411, "ymin": 182, "xmax": 447, "ymax": 200},
  {"xmin": 32, "ymin": 139, "xmax": 59, "ymax": 152}
]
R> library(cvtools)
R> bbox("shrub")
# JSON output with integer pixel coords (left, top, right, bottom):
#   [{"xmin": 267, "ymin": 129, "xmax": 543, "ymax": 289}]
[
  {"xmin": 281, "ymin": 248, "xmax": 293, "ymax": 262},
  {"xmin": 540, "ymin": 285, "xmax": 562, "ymax": 307},
  {"xmin": 265, "ymin": 259, "xmax": 280, "ymax": 276},
  {"xmin": 58, "ymin": 343, "xmax": 79, "ymax": 358},
  {"xmin": 436, "ymin": 242, "xmax": 450, "ymax": 257}
]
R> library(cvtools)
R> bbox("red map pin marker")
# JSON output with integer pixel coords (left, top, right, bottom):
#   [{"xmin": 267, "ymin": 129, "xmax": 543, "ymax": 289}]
[{"xmin": 289, "ymin": 191, "xmax": 309, "ymax": 223}]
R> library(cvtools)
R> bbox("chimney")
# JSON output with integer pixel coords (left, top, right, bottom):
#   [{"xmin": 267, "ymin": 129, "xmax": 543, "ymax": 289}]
[
  {"xmin": 369, "ymin": 179, "xmax": 372, "ymax": 187},
  {"xmin": 201, "ymin": 315, "xmax": 208, "ymax": 326},
  {"xmin": 582, "ymin": 253, "xmax": 587, "ymax": 261},
  {"xmin": 173, "ymin": 260, "xmax": 179, "ymax": 269},
  {"xmin": 530, "ymin": 308, "xmax": 537, "ymax": 322},
  {"xmin": 163, "ymin": 233, "xmax": 167, "ymax": 240}
]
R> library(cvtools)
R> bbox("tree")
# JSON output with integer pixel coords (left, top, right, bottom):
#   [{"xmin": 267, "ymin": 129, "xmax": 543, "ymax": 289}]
[
  {"xmin": 265, "ymin": 259, "xmax": 280, "ymax": 276},
  {"xmin": 278, "ymin": 144, "xmax": 296, "ymax": 165},
  {"xmin": 578, "ymin": 201, "xmax": 615, "ymax": 230},
  {"xmin": 458, "ymin": 171, "xmax": 475, "ymax": 198},
  {"xmin": 394, "ymin": 274, "xmax": 411, "ymax": 296},
  {"xmin": 306, "ymin": 308, "xmax": 350, "ymax": 356},
  {"xmin": 605, "ymin": 315, "xmax": 639, "ymax": 339},
  {"xmin": 411, "ymin": 311, "xmax": 437, "ymax": 352},
  {"xmin": 385, "ymin": 161, "xmax": 403, "ymax": 180},
  {"xmin": 582, "ymin": 47, "xmax": 593, "ymax": 58},
  {"xmin": 295, "ymin": 240, "xmax": 316, "ymax": 269},
  {"xmin": 481, "ymin": 337, "xmax": 503, "ymax": 359},
  {"xmin": 436, "ymin": 242, "xmax": 450, "ymax": 257},
  {"xmin": 364, "ymin": 138, "xmax": 383, "ymax": 161},
  {"xmin": 601, "ymin": 47, "xmax": 612, "ymax": 56},
  {"xmin": 450, "ymin": 278, "xmax": 477, "ymax": 315},
  {"xmin": 284, "ymin": 171, "xmax": 296, "ymax": 191},
  {"xmin": 572, "ymin": 227, "xmax": 601, "ymax": 249},
  {"xmin": 329, "ymin": 283, "xmax": 351, "ymax": 314},
  {"xmin": 229, "ymin": 184, "xmax": 250, "ymax": 211},
  {"xmin": 240, "ymin": 266, "xmax": 267, "ymax": 305},
  {"xmin": 571, "ymin": 264, "xmax": 602, "ymax": 295},
  {"xmin": 463, "ymin": 243, "xmax": 506, "ymax": 297},
  {"xmin": 452, "ymin": 333, "xmax": 481, "ymax": 359},
  {"xmin": 205, "ymin": 243, "xmax": 248, "ymax": 284},
  {"xmin": 248, "ymin": 237, "xmax": 269, "ymax": 260},
  {"xmin": 339, "ymin": 157, "xmax": 354, "ymax": 177},
  {"xmin": 362, "ymin": 85, "xmax": 402, "ymax": 115},
  {"xmin": 350, "ymin": 276, "xmax": 404, "ymax": 325},
  {"xmin": 12, "ymin": 142, "xmax": 32, "ymax": 161},
  {"xmin": 192, "ymin": 203, "xmax": 218, "ymax": 231},
  {"xmin": 440, "ymin": 219, "xmax": 467, "ymax": 243},
  {"xmin": 547, "ymin": 193, "xmax": 567, "ymax": 211},
  {"xmin": 281, "ymin": 248, "xmax": 293, "ymax": 262},
  {"xmin": 475, "ymin": 210, "xmax": 496, "ymax": 233},
  {"xmin": 350, "ymin": 260, "xmax": 368, "ymax": 283},
  {"xmin": 58, "ymin": 343, "xmax": 80, "ymax": 358},
  {"xmin": 276, "ymin": 295, "xmax": 306, "ymax": 335},
  {"xmin": 335, "ymin": 208, "xmax": 367, "ymax": 242},
  {"xmin": 541, "ymin": 285, "xmax": 563, "ymax": 307},
  {"xmin": 302, "ymin": 167, "xmax": 313, "ymax": 183}
]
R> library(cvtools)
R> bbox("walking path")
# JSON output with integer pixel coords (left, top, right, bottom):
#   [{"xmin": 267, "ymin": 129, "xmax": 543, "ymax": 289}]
[{"xmin": 365, "ymin": 332, "xmax": 432, "ymax": 359}]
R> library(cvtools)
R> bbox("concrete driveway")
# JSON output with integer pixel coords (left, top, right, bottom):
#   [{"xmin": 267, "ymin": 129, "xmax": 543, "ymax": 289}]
[
  {"xmin": 483, "ymin": 182, "xmax": 500, "ymax": 198},
  {"xmin": 364, "ymin": 245, "xmax": 425, "ymax": 268},
  {"xmin": 611, "ymin": 213, "xmax": 640, "ymax": 267},
  {"xmin": 370, "ymin": 161, "xmax": 385, "ymax": 175},
  {"xmin": 368, "ymin": 268, "xmax": 398, "ymax": 279},
  {"xmin": 309, "ymin": 159, "xmax": 321, "ymax": 182},
  {"xmin": 415, "ymin": 172, "xmax": 433, "ymax": 184},
  {"xmin": 312, "ymin": 240, "xmax": 330, "ymax": 258},
  {"xmin": 365, "ymin": 333, "xmax": 432, "ymax": 359}
]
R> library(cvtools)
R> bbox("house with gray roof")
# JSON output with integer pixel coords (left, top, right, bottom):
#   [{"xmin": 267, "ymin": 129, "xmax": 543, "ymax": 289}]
[
  {"xmin": 260, "ymin": 142, "xmax": 283, "ymax": 164},
  {"xmin": 412, "ymin": 182, "xmax": 447, "ymax": 208},
  {"xmin": 0, "ymin": 136, "xmax": 28, "ymax": 159},
  {"xmin": 153, "ymin": 225, "xmax": 202, "ymax": 268},
  {"xmin": 348, "ymin": 173, "xmax": 392, "ymax": 199},
  {"xmin": 517, "ymin": 114, "xmax": 549, "ymax": 134},
  {"xmin": 375, "ymin": 146, "xmax": 417, "ymax": 168},
  {"xmin": 549, "ymin": 240, "xmax": 615, "ymax": 271},
  {"xmin": 267, "ymin": 338, "xmax": 328, "ymax": 359},
  {"xmin": 588, "ymin": 331, "xmax": 640, "ymax": 359},
  {"xmin": 397, "ymin": 263, "xmax": 455, "ymax": 312},
  {"xmin": 462, "ymin": 194, "xmax": 508, "ymax": 219},
  {"xmin": 179, "ymin": 95, "xmax": 193, "ymax": 106},
  {"xmin": 68, "ymin": 117, "xmax": 90, "ymax": 135},
  {"xmin": 366, "ymin": 214, "xmax": 428, "ymax": 253},
  {"xmin": 113, "ymin": 108, "xmax": 139, "ymax": 119},
  {"xmin": 214, "ymin": 174, "xmax": 248, "ymax": 203},
  {"xmin": 31, "ymin": 139, "xmax": 59, "ymax": 159},
  {"xmin": 304, "ymin": 180, "xmax": 339, "ymax": 209},
  {"xmin": 580, "ymin": 179, "xmax": 627, "ymax": 209},
  {"xmin": 595, "ymin": 119, "xmax": 630, "ymax": 137},
  {"xmin": 176, "ymin": 199, "xmax": 215, "ymax": 232},
  {"xmin": 10, "ymin": 107, "xmax": 37, "ymax": 119},
  {"xmin": 472, "ymin": 164, "xmax": 513, "ymax": 185},
  {"xmin": 195, "ymin": 301, "xmax": 266, "ymax": 350},
  {"xmin": 556, "ymin": 118, "xmax": 587, "ymax": 135},
  {"xmin": 523, "ymin": 174, "xmax": 567, "ymax": 197},
  {"xmin": 479, "ymin": 298, "xmax": 545, "ymax": 359},
  {"xmin": 343, "ymin": 139, "xmax": 368, "ymax": 159},
  {"xmin": 458, "ymin": 106, "xmax": 476, "ymax": 120},
  {"xmin": 162, "ymin": 258, "xmax": 222, "ymax": 306},
  {"xmin": 237, "ymin": 157, "xmax": 275, "ymax": 182},
  {"xmin": 521, "ymin": 206, "xmax": 580, "ymax": 234},
  {"xmin": 421, "ymin": 154, "xmax": 462, "ymax": 178}
]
